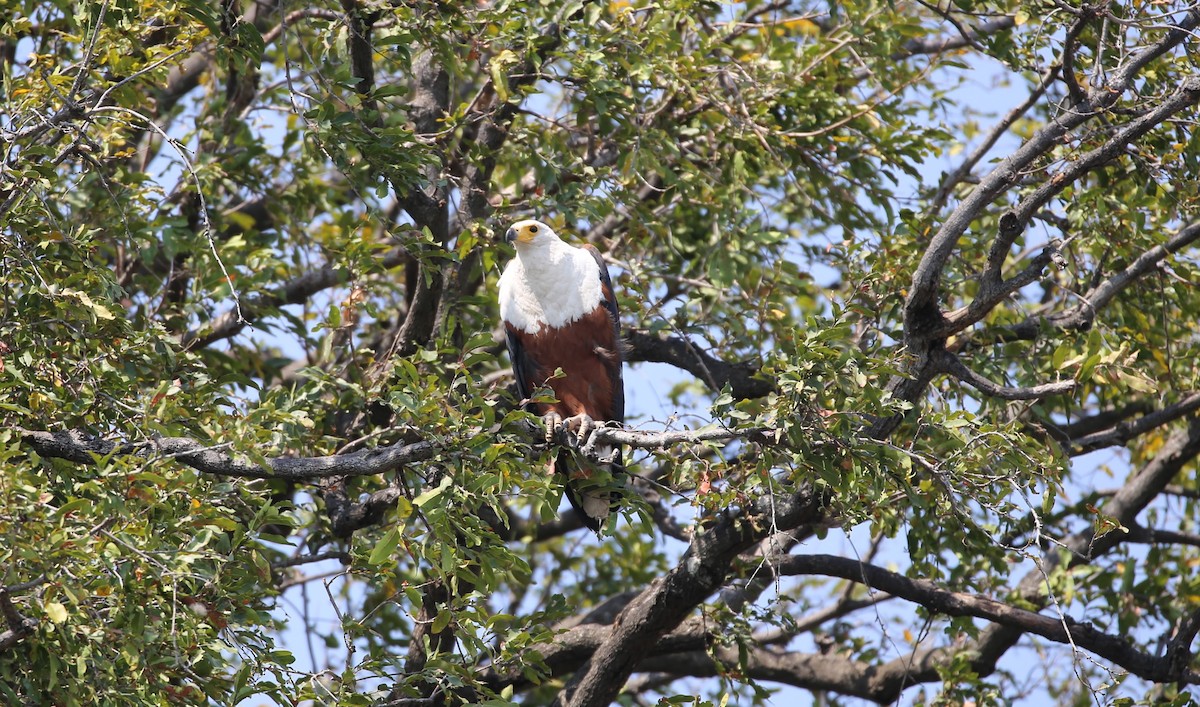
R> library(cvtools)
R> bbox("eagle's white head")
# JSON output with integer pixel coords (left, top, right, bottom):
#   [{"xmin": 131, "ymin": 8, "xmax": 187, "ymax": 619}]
[{"xmin": 504, "ymin": 219, "xmax": 562, "ymax": 249}]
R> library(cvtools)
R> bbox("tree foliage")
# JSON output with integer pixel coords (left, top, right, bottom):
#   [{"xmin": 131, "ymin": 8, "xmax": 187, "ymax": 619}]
[{"xmin": 5, "ymin": 0, "xmax": 1200, "ymax": 704}]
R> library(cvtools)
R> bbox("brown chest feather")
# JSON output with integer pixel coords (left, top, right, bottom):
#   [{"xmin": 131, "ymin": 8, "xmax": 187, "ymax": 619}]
[{"xmin": 507, "ymin": 306, "xmax": 623, "ymax": 422}]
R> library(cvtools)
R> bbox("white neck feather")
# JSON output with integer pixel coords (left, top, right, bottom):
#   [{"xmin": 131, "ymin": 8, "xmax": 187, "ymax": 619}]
[{"xmin": 499, "ymin": 239, "xmax": 603, "ymax": 333}]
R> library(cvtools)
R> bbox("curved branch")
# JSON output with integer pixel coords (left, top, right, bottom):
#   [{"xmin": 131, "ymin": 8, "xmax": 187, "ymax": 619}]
[
  {"xmin": 1012, "ymin": 220, "xmax": 1200, "ymax": 339},
  {"xmin": 1125, "ymin": 524, "xmax": 1200, "ymax": 550},
  {"xmin": 952, "ymin": 416, "xmax": 1200, "ymax": 685},
  {"xmin": 939, "ymin": 76, "xmax": 1200, "ymax": 339},
  {"xmin": 928, "ymin": 54, "xmax": 1059, "ymax": 217},
  {"xmin": 1069, "ymin": 391, "xmax": 1200, "ymax": 454},
  {"xmin": 625, "ymin": 329, "xmax": 773, "ymax": 399}
]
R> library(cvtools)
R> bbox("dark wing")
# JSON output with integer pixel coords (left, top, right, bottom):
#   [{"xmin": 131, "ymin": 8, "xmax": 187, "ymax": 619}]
[
  {"xmin": 583, "ymin": 244, "xmax": 624, "ymax": 423},
  {"xmin": 504, "ymin": 323, "xmax": 539, "ymax": 407}
]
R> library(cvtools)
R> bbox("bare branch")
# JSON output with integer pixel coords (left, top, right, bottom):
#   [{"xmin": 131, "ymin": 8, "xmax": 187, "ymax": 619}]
[
  {"xmin": 634, "ymin": 644, "xmax": 905, "ymax": 702},
  {"xmin": 934, "ymin": 348, "xmax": 1076, "ymax": 400},
  {"xmin": 1069, "ymin": 392, "xmax": 1200, "ymax": 454},
  {"xmin": 1043, "ymin": 400, "xmax": 1153, "ymax": 442},
  {"xmin": 18, "ymin": 427, "xmax": 435, "ymax": 481},
  {"xmin": 777, "ymin": 554, "xmax": 1200, "ymax": 685},
  {"xmin": 941, "ymin": 76, "xmax": 1200, "ymax": 339},
  {"xmin": 905, "ymin": 9, "xmax": 1200, "ymax": 344}
]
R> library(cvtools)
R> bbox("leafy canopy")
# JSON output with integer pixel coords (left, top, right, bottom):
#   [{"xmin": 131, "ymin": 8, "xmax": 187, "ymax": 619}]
[{"xmin": 4, "ymin": 0, "xmax": 1200, "ymax": 705}]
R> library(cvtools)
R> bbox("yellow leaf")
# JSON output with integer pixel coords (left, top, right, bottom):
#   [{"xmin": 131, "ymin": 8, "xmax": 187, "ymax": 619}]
[
  {"xmin": 45, "ymin": 601, "xmax": 69, "ymax": 624},
  {"xmin": 61, "ymin": 288, "xmax": 115, "ymax": 320},
  {"xmin": 780, "ymin": 18, "xmax": 820, "ymax": 36}
]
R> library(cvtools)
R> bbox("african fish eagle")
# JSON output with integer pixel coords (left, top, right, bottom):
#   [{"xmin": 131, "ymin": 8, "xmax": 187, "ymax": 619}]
[{"xmin": 498, "ymin": 219, "xmax": 625, "ymax": 531}]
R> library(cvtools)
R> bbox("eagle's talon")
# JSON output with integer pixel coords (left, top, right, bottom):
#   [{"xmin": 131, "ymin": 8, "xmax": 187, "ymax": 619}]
[
  {"xmin": 542, "ymin": 411, "xmax": 564, "ymax": 444},
  {"xmin": 564, "ymin": 414, "xmax": 595, "ymax": 449}
]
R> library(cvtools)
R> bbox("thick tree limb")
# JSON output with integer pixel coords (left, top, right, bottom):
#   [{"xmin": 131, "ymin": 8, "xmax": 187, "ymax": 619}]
[
  {"xmin": 634, "ymin": 645, "xmax": 913, "ymax": 702},
  {"xmin": 1125, "ymin": 524, "xmax": 1200, "ymax": 550},
  {"xmin": 928, "ymin": 55, "xmax": 1058, "ymax": 217},
  {"xmin": 554, "ymin": 486, "xmax": 824, "ymax": 707},
  {"xmin": 370, "ymin": 46, "xmax": 449, "ymax": 369}
]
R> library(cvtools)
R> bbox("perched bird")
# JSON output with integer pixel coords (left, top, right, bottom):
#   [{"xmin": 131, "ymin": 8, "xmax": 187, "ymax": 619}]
[{"xmin": 498, "ymin": 219, "xmax": 625, "ymax": 531}]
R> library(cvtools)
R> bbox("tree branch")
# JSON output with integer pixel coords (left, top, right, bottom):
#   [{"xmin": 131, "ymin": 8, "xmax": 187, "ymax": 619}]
[
  {"xmin": 634, "ymin": 642, "xmax": 938, "ymax": 702},
  {"xmin": 1012, "ymin": 220, "xmax": 1200, "ymax": 339},
  {"xmin": 1125, "ymin": 524, "xmax": 1200, "ymax": 550},
  {"xmin": 776, "ymin": 554, "xmax": 1200, "ymax": 685},
  {"xmin": 625, "ymin": 329, "xmax": 773, "ymax": 399},
  {"xmin": 18, "ymin": 427, "xmax": 435, "ymax": 481},
  {"xmin": 948, "ymin": 416, "xmax": 1200, "ymax": 687},
  {"xmin": 1068, "ymin": 391, "xmax": 1200, "ymax": 454},
  {"xmin": 16, "ymin": 422, "xmax": 776, "ymax": 483},
  {"xmin": 182, "ymin": 247, "xmax": 407, "ymax": 349},
  {"xmin": 554, "ymin": 486, "xmax": 825, "ymax": 707},
  {"xmin": 900, "ymin": 16, "xmax": 1016, "ymax": 57},
  {"xmin": 939, "ymin": 76, "xmax": 1200, "ymax": 339},
  {"xmin": 905, "ymin": 9, "xmax": 1200, "ymax": 346},
  {"xmin": 0, "ymin": 577, "xmax": 44, "ymax": 651},
  {"xmin": 934, "ymin": 348, "xmax": 1076, "ymax": 400}
]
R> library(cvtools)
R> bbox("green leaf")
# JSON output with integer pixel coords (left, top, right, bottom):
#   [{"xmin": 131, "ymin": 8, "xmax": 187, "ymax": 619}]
[
  {"xmin": 368, "ymin": 526, "xmax": 401, "ymax": 566},
  {"xmin": 413, "ymin": 475, "xmax": 453, "ymax": 508}
]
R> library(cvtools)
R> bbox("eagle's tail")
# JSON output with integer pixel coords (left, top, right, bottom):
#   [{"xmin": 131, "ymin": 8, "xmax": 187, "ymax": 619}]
[{"xmin": 556, "ymin": 446, "xmax": 624, "ymax": 533}]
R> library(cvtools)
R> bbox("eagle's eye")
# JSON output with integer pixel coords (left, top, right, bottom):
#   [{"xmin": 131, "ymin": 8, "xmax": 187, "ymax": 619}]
[{"xmin": 529, "ymin": 224, "xmax": 539, "ymax": 233}]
